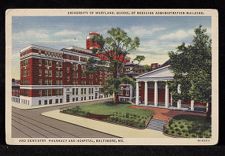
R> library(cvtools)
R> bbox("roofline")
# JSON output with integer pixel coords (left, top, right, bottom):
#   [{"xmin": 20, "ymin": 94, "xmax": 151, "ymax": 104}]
[
  {"xmin": 135, "ymin": 65, "xmax": 171, "ymax": 79},
  {"xmin": 20, "ymin": 44, "xmax": 63, "ymax": 53},
  {"xmin": 62, "ymin": 48, "xmax": 98, "ymax": 58}
]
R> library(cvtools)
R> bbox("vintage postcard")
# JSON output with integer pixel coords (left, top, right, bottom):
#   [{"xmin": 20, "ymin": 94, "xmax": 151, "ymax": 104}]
[{"xmin": 5, "ymin": 9, "xmax": 218, "ymax": 145}]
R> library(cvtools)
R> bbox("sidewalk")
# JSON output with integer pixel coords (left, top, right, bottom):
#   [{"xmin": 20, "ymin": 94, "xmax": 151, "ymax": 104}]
[{"xmin": 42, "ymin": 110, "xmax": 169, "ymax": 138}]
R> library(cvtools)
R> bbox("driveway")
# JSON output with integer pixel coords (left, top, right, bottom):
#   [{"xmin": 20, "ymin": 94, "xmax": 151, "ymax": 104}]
[{"xmin": 12, "ymin": 100, "xmax": 116, "ymax": 138}]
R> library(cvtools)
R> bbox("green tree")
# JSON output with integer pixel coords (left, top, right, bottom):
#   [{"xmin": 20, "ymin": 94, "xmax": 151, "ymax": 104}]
[
  {"xmin": 87, "ymin": 27, "xmax": 140, "ymax": 103},
  {"xmin": 133, "ymin": 55, "xmax": 145, "ymax": 64},
  {"xmin": 168, "ymin": 25, "xmax": 211, "ymax": 119}
]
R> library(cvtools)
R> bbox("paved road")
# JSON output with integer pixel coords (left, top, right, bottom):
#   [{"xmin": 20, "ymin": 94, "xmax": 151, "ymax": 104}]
[{"xmin": 12, "ymin": 102, "xmax": 116, "ymax": 138}]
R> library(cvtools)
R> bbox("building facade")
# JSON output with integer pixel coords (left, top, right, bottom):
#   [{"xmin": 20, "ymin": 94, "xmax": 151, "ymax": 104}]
[
  {"xmin": 19, "ymin": 44, "xmax": 110, "ymax": 107},
  {"xmin": 118, "ymin": 84, "xmax": 133, "ymax": 102},
  {"xmin": 135, "ymin": 65, "xmax": 208, "ymax": 112}
]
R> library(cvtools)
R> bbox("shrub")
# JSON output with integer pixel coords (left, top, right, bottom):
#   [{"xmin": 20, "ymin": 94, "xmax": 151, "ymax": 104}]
[
  {"xmin": 191, "ymin": 133, "xmax": 197, "ymax": 138},
  {"xmin": 180, "ymin": 125, "xmax": 184, "ymax": 129},
  {"xmin": 175, "ymin": 128, "xmax": 180, "ymax": 132}
]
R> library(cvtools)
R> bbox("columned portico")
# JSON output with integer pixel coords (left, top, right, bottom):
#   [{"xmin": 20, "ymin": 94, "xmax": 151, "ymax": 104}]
[{"xmin": 134, "ymin": 65, "xmax": 206, "ymax": 112}]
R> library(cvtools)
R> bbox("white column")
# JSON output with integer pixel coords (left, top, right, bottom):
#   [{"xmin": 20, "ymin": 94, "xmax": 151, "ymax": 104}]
[
  {"xmin": 177, "ymin": 84, "xmax": 181, "ymax": 109},
  {"xmin": 165, "ymin": 81, "xmax": 169, "ymax": 108},
  {"xmin": 135, "ymin": 82, "xmax": 139, "ymax": 105},
  {"xmin": 154, "ymin": 81, "xmax": 158, "ymax": 106},
  {"xmin": 191, "ymin": 100, "xmax": 194, "ymax": 111},
  {"xmin": 144, "ymin": 81, "xmax": 148, "ymax": 105},
  {"xmin": 206, "ymin": 102, "xmax": 209, "ymax": 112}
]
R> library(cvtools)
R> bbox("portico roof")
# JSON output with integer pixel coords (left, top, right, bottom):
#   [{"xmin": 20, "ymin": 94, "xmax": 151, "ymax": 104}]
[{"xmin": 135, "ymin": 65, "xmax": 174, "ymax": 81}]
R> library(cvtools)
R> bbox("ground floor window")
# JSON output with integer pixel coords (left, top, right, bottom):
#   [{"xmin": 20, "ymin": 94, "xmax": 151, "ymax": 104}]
[
  {"xmin": 44, "ymin": 100, "xmax": 47, "ymax": 105},
  {"xmin": 60, "ymin": 99, "xmax": 62, "ymax": 103},
  {"xmin": 84, "ymin": 97, "xmax": 86, "ymax": 100},
  {"xmin": 73, "ymin": 98, "xmax": 75, "ymax": 102},
  {"xmin": 55, "ymin": 99, "xmax": 58, "ymax": 104},
  {"xmin": 76, "ymin": 97, "xmax": 78, "ymax": 101},
  {"xmin": 49, "ymin": 99, "xmax": 52, "ymax": 104},
  {"xmin": 39, "ymin": 100, "xmax": 41, "ymax": 105},
  {"xmin": 66, "ymin": 95, "xmax": 70, "ymax": 102},
  {"xmin": 81, "ymin": 97, "xmax": 83, "ymax": 101}
]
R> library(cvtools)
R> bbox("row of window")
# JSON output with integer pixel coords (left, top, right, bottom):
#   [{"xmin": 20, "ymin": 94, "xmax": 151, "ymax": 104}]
[
  {"xmin": 71, "ymin": 87, "xmax": 94, "ymax": 95},
  {"xmin": 39, "ymin": 89, "xmax": 63, "ymax": 96},
  {"xmin": 39, "ymin": 98, "xmax": 63, "ymax": 105},
  {"xmin": 21, "ymin": 99, "xmax": 29, "ymax": 105},
  {"xmin": 119, "ymin": 90, "xmax": 130, "ymax": 96}
]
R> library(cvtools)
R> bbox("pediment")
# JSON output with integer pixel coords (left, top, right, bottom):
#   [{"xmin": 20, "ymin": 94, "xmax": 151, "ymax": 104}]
[{"xmin": 136, "ymin": 65, "xmax": 174, "ymax": 79}]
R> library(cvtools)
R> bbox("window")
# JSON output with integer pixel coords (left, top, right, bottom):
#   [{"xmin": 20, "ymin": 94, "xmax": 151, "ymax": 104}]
[
  {"xmin": 126, "ymin": 90, "xmax": 129, "ymax": 96},
  {"xmin": 48, "ymin": 89, "xmax": 52, "ymax": 96},
  {"xmin": 55, "ymin": 99, "xmax": 58, "ymax": 104},
  {"xmin": 76, "ymin": 97, "xmax": 78, "ymax": 101},
  {"xmin": 43, "ymin": 90, "xmax": 47, "ymax": 96},
  {"xmin": 45, "ymin": 60, "xmax": 48, "ymax": 66},
  {"xmin": 67, "ymin": 67, "xmax": 70, "ymax": 73},
  {"xmin": 75, "ymin": 73, "xmax": 78, "ymax": 78},
  {"xmin": 66, "ymin": 95, "xmax": 70, "ymax": 102},
  {"xmin": 49, "ymin": 99, "xmax": 52, "ymax": 104},
  {"xmin": 84, "ymin": 88, "xmax": 86, "ymax": 94},
  {"xmin": 44, "ymin": 100, "xmax": 47, "ymax": 105},
  {"xmin": 48, "ymin": 60, "xmax": 52, "ymax": 66},
  {"xmin": 49, "ymin": 70, "xmax": 52, "ymax": 77},
  {"xmin": 81, "ymin": 72, "xmax": 86, "ymax": 78},
  {"xmin": 81, "ymin": 88, "xmax": 83, "ymax": 95},
  {"xmin": 44, "ymin": 79, "xmax": 48, "ymax": 85},
  {"xmin": 67, "ymin": 76, "xmax": 70, "ymax": 82},
  {"xmin": 39, "ymin": 100, "xmax": 41, "ymax": 105},
  {"xmin": 76, "ymin": 88, "xmax": 78, "ymax": 95},
  {"xmin": 72, "ymin": 88, "xmax": 75, "ymax": 95},
  {"xmin": 38, "ymin": 79, "xmax": 42, "ymax": 85},
  {"xmin": 60, "ymin": 99, "xmax": 63, "ymax": 103},
  {"xmin": 81, "ymin": 97, "xmax": 83, "ymax": 101},
  {"xmin": 73, "ymin": 98, "xmax": 75, "ymax": 102},
  {"xmin": 84, "ymin": 97, "xmax": 86, "ymax": 100},
  {"xmin": 89, "ymin": 88, "xmax": 91, "ymax": 94},
  {"xmin": 38, "ymin": 59, "xmax": 42, "ymax": 66},
  {"xmin": 39, "ymin": 90, "xmax": 42, "ymax": 96},
  {"xmin": 56, "ymin": 71, "xmax": 59, "ymax": 78},
  {"xmin": 45, "ymin": 69, "xmax": 48, "ymax": 77},
  {"xmin": 39, "ymin": 69, "xmax": 42, "ymax": 76}
]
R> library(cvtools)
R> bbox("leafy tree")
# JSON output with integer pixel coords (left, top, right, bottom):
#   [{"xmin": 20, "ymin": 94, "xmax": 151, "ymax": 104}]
[
  {"xmin": 133, "ymin": 55, "xmax": 145, "ymax": 64},
  {"xmin": 168, "ymin": 25, "xmax": 211, "ymax": 119},
  {"xmin": 87, "ymin": 27, "xmax": 140, "ymax": 103}
]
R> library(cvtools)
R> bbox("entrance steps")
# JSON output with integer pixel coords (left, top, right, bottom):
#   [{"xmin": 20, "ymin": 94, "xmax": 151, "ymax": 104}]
[{"xmin": 147, "ymin": 118, "xmax": 167, "ymax": 132}]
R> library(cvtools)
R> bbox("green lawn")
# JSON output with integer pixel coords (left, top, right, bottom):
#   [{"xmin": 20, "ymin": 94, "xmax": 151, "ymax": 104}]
[
  {"xmin": 75, "ymin": 103, "xmax": 152, "ymax": 116},
  {"xmin": 61, "ymin": 102, "xmax": 153, "ymax": 129},
  {"xmin": 164, "ymin": 115, "xmax": 211, "ymax": 138}
]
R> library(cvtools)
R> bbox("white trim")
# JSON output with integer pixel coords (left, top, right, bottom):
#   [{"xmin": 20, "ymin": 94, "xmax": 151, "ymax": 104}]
[
  {"xmin": 135, "ymin": 65, "xmax": 171, "ymax": 79},
  {"xmin": 20, "ymin": 53, "xmax": 63, "ymax": 61}
]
